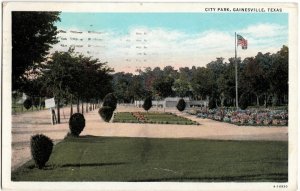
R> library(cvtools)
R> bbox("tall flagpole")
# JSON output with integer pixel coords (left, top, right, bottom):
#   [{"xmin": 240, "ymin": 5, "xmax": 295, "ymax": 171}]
[{"xmin": 235, "ymin": 32, "xmax": 239, "ymax": 110}]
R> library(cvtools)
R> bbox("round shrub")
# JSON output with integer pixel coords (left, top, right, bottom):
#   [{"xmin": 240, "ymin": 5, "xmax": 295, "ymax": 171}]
[
  {"xmin": 176, "ymin": 98, "xmax": 186, "ymax": 111},
  {"xmin": 103, "ymin": 93, "xmax": 117, "ymax": 111},
  {"xmin": 23, "ymin": 99, "xmax": 32, "ymax": 110},
  {"xmin": 99, "ymin": 106, "xmax": 114, "ymax": 122},
  {"xmin": 143, "ymin": 96, "xmax": 152, "ymax": 111},
  {"xmin": 30, "ymin": 134, "xmax": 53, "ymax": 169},
  {"xmin": 69, "ymin": 113, "xmax": 85, "ymax": 136}
]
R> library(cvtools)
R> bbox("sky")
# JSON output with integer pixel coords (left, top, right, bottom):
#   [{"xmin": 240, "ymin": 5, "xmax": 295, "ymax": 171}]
[{"xmin": 52, "ymin": 12, "xmax": 288, "ymax": 73}]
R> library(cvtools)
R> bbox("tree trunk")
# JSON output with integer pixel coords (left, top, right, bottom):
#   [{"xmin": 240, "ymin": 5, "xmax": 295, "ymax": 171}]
[
  {"xmin": 70, "ymin": 95, "xmax": 73, "ymax": 117},
  {"xmin": 256, "ymin": 94, "xmax": 260, "ymax": 106},
  {"xmin": 57, "ymin": 97, "xmax": 61, "ymax": 124},
  {"xmin": 264, "ymin": 94, "xmax": 267, "ymax": 108},
  {"xmin": 39, "ymin": 97, "xmax": 41, "ymax": 110},
  {"xmin": 220, "ymin": 97, "xmax": 224, "ymax": 107},
  {"xmin": 86, "ymin": 101, "xmax": 89, "ymax": 113},
  {"xmin": 77, "ymin": 98, "xmax": 80, "ymax": 113},
  {"xmin": 82, "ymin": 101, "xmax": 84, "ymax": 114}
]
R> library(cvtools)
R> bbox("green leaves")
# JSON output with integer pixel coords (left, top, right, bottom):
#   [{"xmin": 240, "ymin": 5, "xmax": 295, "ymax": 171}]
[
  {"xmin": 69, "ymin": 113, "xmax": 86, "ymax": 136},
  {"xmin": 30, "ymin": 134, "xmax": 53, "ymax": 169},
  {"xmin": 12, "ymin": 12, "xmax": 60, "ymax": 90},
  {"xmin": 143, "ymin": 96, "xmax": 152, "ymax": 111}
]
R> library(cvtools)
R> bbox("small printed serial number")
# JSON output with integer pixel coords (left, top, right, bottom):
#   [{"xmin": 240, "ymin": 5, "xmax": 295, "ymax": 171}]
[{"xmin": 273, "ymin": 185, "xmax": 288, "ymax": 188}]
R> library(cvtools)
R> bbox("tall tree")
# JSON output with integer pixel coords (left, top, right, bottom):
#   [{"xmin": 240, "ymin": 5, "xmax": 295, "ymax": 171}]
[
  {"xmin": 268, "ymin": 46, "xmax": 288, "ymax": 105},
  {"xmin": 191, "ymin": 67, "xmax": 213, "ymax": 100},
  {"xmin": 41, "ymin": 50, "xmax": 76, "ymax": 123},
  {"xmin": 152, "ymin": 76, "xmax": 175, "ymax": 98},
  {"xmin": 12, "ymin": 12, "xmax": 60, "ymax": 90}
]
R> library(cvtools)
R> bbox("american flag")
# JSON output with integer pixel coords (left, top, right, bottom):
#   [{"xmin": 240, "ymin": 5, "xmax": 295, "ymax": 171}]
[{"xmin": 237, "ymin": 34, "xmax": 247, "ymax": 49}]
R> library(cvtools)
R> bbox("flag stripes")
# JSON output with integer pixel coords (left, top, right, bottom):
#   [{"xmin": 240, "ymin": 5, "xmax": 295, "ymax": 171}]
[{"xmin": 237, "ymin": 34, "xmax": 248, "ymax": 49}]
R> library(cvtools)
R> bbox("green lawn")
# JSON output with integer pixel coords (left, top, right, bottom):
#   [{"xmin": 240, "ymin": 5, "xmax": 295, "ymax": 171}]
[
  {"xmin": 12, "ymin": 136, "xmax": 288, "ymax": 182},
  {"xmin": 113, "ymin": 112, "xmax": 199, "ymax": 125},
  {"xmin": 12, "ymin": 103, "xmax": 44, "ymax": 114},
  {"xmin": 113, "ymin": 112, "xmax": 139, "ymax": 123}
]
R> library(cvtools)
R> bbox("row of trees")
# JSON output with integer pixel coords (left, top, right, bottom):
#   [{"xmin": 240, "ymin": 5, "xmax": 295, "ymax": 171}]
[
  {"xmin": 112, "ymin": 45, "xmax": 288, "ymax": 108},
  {"xmin": 20, "ymin": 49, "xmax": 113, "ymax": 123},
  {"xmin": 12, "ymin": 12, "xmax": 114, "ymax": 123}
]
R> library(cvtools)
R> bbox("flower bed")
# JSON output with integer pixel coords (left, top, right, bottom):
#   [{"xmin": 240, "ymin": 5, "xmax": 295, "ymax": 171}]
[
  {"xmin": 132, "ymin": 112, "xmax": 148, "ymax": 123},
  {"xmin": 188, "ymin": 108, "xmax": 288, "ymax": 126},
  {"xmin": 113, "ymin": 112, "xmax": 199, "ymax": 125}
]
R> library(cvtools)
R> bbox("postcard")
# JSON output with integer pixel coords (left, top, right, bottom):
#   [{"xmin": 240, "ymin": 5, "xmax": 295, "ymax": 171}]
[{"xmin": 2, "ymin": 1, "xmax": 298, "ymax": 191}]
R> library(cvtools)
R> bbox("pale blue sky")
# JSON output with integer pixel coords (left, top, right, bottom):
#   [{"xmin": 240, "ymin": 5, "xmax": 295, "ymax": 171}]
[
  {"xmin": 56, "ymin": 12, "xmax": 288, "ymax": 34},
  {"xmin": 53, "ymin": 12, "xmax": 288, "ymax": 73}
]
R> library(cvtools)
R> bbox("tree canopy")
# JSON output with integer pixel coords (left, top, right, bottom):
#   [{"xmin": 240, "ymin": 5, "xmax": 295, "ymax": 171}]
[
  {"xmin": 12, "ymin": 11, "xmax": 60, "ymax": 90},
  {"xmin": 112, "ymin": 45, "xmax": 288, "ymax": 108}
]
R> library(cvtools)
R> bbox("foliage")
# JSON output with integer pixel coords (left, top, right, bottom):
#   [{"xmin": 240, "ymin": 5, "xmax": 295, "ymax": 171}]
[
  {"xmin": 69, "ymin": 113, "xmax": 86, "ymax": 136},
  {"xmin": 99, "ymin": 106, "xmax": 114, "ymax": 122},
  {"xmin": 208, "ymin": 98, "xmax": 216, "ymax": 109},
  {"xmin": 77, "ymin": 55, "xmax": 114, "ymax": 102},
  {"xmin": 173, "ymin": 79, "xmax": 190, "ymax": 97},
  {"xmin": 112, "ymin": 73, "xmax": 146, "ymax": 103},
  {"xmin": 30, "ymin": 134, "xmax": 53, "ymax": 169},
  {"xmin": 40, "ymin": 50, "xmax": 113, "ymax": 123},
  {"xmin": 103, "ymin": 93, "xmax": 117, "ymax": 111},
  {"xmin": 12, "ymin": 12, "xmax": 60, "ymax": 90},
  {"xmin": 32, "ymin": 98, "xmax": 40, "ymax": 108},
  {"xmin": 111, "ymin": 46, "xmax": 288, "ymax": 108},
  {"xmin": 152, "ymin": 76, "xmax": 175, "ymax": 98},
  {"xmin": 23, "ymin": 98, "xmax": 32, "ymax": 110},
  {"xmin": 239, "ymin": 94, "xmax": 249, "ymax": 110},
  {"xmin": 176, "ymin": 98, "xmax": 186, "ymax": 111},
  {"xmin": 143, "ymin": 96, "xmax": 152, "ymax": 111}
]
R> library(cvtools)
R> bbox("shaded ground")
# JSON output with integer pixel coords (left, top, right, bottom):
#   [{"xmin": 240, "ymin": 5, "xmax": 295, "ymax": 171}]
[{"xmin": 11, "ymin": 105, "xmax": 288, "ymax": 171}]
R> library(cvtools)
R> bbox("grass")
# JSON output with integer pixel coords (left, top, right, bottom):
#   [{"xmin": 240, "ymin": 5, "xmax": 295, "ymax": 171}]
[
  {"xmin": 113, "ymin": 112, "xmax": 139, "ymax": 123},
  {"xmin": 113, "ymin": 112, "xmax": 199, "ymax": 125},
  {"xmin": 12, "ymin": 102, "xmax": 47, "ymax": 114},
  {"xmin": 12, "ymin": 136, "xmax": 288, "ymax": 182}
]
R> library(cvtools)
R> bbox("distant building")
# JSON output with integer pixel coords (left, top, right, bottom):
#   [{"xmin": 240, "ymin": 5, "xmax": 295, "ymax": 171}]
[{"xmin": 134, "ymin": 97, "xmax": 208, "ymax": 108}]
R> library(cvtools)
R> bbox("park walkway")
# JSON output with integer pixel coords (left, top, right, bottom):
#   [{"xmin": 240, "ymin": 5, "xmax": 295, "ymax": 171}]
[{"xmin": 11, "ymin": 105, "xmax": 288, "ymax": 171}]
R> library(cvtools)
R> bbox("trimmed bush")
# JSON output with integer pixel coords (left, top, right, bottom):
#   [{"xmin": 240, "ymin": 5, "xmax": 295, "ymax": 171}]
[
  {"xmin": 30, "ymin": 134, "xmax": 53, "ymax": 169},
  {"xmin": 103, "ymin": 93, "xmax": 117, "ymax": 111},
  {"xmin": 99, "ymin": 106, "xmax": 114, "ymax": 122},
  {"xmin": 176, "ymin": 98, "xmax": 186, "ymax": 111},
  {"xmin": 142, "ymin": 96, "xmax": 152, "ymax": 111},
  {"xmin": 69, "ymin": 113, "xmax": 85, "ymax": 136},
  {"xmin": 23, "ymin": 99, "xmax": 32, "ymax": 110}
]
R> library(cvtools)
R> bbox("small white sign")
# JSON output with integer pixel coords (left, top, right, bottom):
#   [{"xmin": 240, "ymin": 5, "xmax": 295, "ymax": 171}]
[
  {"xmin": 22, "ymin": 93, "xmax": 27, "ymax": 101},
  {"xmin": 45, "ymin": 98, "xmax": 55, "ymax": 108}
]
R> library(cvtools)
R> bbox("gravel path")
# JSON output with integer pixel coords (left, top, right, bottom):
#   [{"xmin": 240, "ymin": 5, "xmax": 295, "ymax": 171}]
[{"xmin": 11, "ymin": 105, "xmax": 288, "ymax": 171}]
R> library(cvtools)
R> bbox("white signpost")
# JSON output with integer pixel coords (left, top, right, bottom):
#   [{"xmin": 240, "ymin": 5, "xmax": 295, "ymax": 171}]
[
  {"xmin": 45, "ymin": 98, "xmax": 55, "ymax": 109},
  {"xmin": 45, "ymin": 98, "xmax": 56, "ymax": 125}
]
